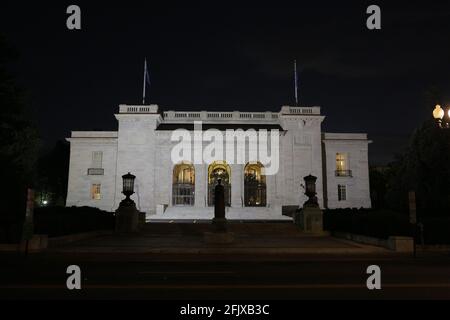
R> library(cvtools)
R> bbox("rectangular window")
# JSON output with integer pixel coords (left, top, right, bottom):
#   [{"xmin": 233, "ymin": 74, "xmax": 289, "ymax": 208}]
[
  {"xmin": 92, "ymin": 151, "xmax": 103, "ymax": 168},
  {"xmin": 336, "ymin": 153, "xmax": 352, "ymax": 177},
  {"xmin": 336, "ymin": 153, "xmax": 347, "ymax": 171},
  {"xmin": 338, "ymin": 185, "xmax": 347, "ymax": 201},
  {"xmin": 91, "ymin": 184, "xmax": 101, "ymax": 200}
]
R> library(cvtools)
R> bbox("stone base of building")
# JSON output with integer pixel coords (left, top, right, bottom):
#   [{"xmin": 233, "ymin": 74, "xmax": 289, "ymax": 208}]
[
  {"xmin": 295, "ymin": 206, "xmax": 324, "ymax": 234},
  {"xmin": 204, "ymin": 232, "xmax": 235, "ymax": 244}
]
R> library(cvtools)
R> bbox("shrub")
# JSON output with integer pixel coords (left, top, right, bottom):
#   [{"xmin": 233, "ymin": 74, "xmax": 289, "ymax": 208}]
[
  {"xmin": 420, "ymin": 218, "xmax": 450, "ymax": 245},
  {"xmin": 323, "ymin": 208, "xmax": 412, "ymax": 239},
  {"xmin": 34, "ymin": 206, "xmax": 115, "ymax": 237}
]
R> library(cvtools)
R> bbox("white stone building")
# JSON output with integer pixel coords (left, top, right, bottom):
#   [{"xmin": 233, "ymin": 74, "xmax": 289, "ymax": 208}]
[{"xmin": 66, "ymin": 105, "xmax": 372, "ymax": 220}]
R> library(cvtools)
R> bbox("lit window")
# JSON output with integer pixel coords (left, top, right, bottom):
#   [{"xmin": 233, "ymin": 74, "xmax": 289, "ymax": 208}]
[
  {"xmin": 338, "ymin": 185, "xmax": 347, "ymax": 201},
  {"xmin": 92, "ymin": 151, "xmax": 103, "ymax": 168},
  {"xmin": 336, "ymin": 153, "xmax": 347, "ymax": 171},
  {"xmin": 91, "ymin": 184, "xmax": 101, "ymax": 200}
]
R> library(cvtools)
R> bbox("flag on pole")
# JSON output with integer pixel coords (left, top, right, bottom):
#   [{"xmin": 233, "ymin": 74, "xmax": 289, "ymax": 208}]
[
  {"xmin": 294, "ymin": 60, "xmax": 299, "ymax": 106},
  {"xmin": 142, "ymin": 58, "xmax": 151, "ymax": 105}
]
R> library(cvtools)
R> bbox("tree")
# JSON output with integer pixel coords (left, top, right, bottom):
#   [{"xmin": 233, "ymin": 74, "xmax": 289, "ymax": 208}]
[
  {"xmin": 369, "ymin": 166, "xmax": 388, "ymax": 210},
  {"xmin": 0, "ymin": 34, "xmax": 40, "ymax": 241},
  {"xmin": 385, "ymin": 120, "xmax": 450, "ymax": 217},
  {"xmin": 36, "ymin": 140, "xmax": 70, "ymax": 206}
]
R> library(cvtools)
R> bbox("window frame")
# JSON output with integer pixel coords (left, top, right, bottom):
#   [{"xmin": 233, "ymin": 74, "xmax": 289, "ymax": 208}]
[
  {"xmin": 336, "ymin": 153, "xmax": 347, "ymax": 171},
  {"xmin": 338, "ymin": 184, "xmax": 347, "ymax": 201},
  {"xmin": 92, "ymin": 151, "xmax": 103, "ymax": 169},
  {"xmin": 91, "ymin": 184, "xmax": 101, "ymax": 200}
]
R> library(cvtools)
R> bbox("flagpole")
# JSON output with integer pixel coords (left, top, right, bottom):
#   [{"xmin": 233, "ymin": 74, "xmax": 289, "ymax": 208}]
[
  {"xmin": 294, "ymin": 60, "xmax": 299, "ymax": 106},
  {"xmin": 142, "ymin": 59, "xmax": 147, "ymax": 105}
]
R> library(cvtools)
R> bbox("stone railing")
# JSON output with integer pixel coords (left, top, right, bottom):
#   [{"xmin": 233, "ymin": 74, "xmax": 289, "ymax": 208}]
[
  {"xmin": 118, "ymin": 104, "xmax": 321, "ymax": 118},
  {"xmin": 335, "ymin": 170, "xmax": 353, "ymax": 177},
  {"xmin": 119, "ymin": 104, "xmax": 159, "ymax": 114},
  {"xmin": 280, "ymin": 106, "xmax": 321, "ymax": 115},
  {"xmin": 163, "ymin": 111, "xmax": 279, "ymax": 121}
]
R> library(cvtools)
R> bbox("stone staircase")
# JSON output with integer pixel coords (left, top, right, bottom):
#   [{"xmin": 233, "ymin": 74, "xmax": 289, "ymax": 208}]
[
  {"xmin": 140, "ymin": 220, "xmax": 299, "ymax": 237},
  {"xmin": 147, "ymin": 206, "xmax": 292, "ymax": 222}
]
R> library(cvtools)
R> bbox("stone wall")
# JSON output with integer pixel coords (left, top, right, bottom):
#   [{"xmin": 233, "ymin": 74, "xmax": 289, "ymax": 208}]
[
  {"xmin": 322, "ymin": 133, "xmax": 372, "ymax": 209},
  {"xmin": 66, "ymin": 132, "xmax": 118, "ymax": 211}
]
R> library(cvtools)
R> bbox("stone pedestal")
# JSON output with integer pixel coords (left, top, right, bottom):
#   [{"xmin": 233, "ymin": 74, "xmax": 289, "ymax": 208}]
[
  {"xmin": 138, "ymin": 211, "xmax": 146, "ymax": 227},
  {"xmin": 295, "ymin": 206, "xmax": 324, "ymax": 234},
  {"xmin": 115, "ymin": 201, "xmax": 139, "ymax": 233},
  {"xmin": 388, "ymin": 236, "xmax": 414, "ymax": 253}
]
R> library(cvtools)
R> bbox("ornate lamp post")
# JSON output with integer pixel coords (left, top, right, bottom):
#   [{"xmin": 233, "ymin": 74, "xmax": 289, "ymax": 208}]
[
  {"xmin": 121, "ymin": 172, "xmax": 136, "ymax": 206},
  {"xmin": 432, "ymin": 104, "xmax": 450, "ymax": 129},
  {"xmin": 115, "ymin": 172, "xmax": 139, "ymax": 233}
]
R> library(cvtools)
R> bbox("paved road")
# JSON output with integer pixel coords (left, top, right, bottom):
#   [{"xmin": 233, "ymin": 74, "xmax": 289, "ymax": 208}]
[{"xmin": 1, "ymin": 252, "xmax": 449, "ymax": 299}]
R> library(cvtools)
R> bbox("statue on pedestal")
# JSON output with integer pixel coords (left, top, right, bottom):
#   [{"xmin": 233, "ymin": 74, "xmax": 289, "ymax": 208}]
[{"xmin": 204, "ymin": 179, "xmax": 234, "ymax": 244}]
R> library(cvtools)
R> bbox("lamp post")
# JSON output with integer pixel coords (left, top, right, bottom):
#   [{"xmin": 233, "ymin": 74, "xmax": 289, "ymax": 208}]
[
  {"xmin": 115, "ymin": 172, "xmax": 139, "ymax": 233},
  {"xmin": 432, "ymin": 104, "xmax": 450, "ymax": 129},
  {"xmin": 121, "ymin": 172, "xmax": 136, "ymax": 206}
]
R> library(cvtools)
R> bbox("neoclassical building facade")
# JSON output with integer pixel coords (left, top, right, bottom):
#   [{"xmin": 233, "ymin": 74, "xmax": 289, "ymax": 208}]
[{"xmin": 66, "ymin": 105, "xmax": 372, "ymax": 220}]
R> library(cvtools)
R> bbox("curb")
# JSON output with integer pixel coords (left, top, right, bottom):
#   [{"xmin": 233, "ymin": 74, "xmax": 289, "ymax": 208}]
[{"xmin": 50, "ymin": 245, "xmax": 390, "ymax": 255}]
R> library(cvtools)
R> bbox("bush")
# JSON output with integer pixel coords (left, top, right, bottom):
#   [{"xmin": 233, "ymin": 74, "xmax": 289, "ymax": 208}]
[
  {"xmin": 0, "ymin": 218, "xmax": 23, "ymax": 244},
  {"xmin": 324, "ymin": 208, "xmax": 412, "ymax": 239},
  {"xmin": 420, "ymin": 218, "xmax": 450, "ymax": 245},
  {"xmin": 34, "ymin": 206, "xmax": 115, "ymax": 237}
]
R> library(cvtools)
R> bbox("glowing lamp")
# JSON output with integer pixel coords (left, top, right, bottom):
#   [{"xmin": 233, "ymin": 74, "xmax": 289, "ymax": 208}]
[
  {"xmin": 122, "ymin": 172, "xmax": 136, "ymax": 198},
  {"xmin": 433, "ymin": 105, "xmax": 445, "ymax": 120}
]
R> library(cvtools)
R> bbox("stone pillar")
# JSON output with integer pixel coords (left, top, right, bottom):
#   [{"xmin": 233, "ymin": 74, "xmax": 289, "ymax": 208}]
[
  {"xmin": 266, "ymin": 174, "xmax": 275, "ymax": 207},
  {"xmin": 231, "ymin": 164, "xmax": 243, "ymax": 207},
  {"xmin": 195, "ymin": 164, "xmax": 207, "ymax": 207}
]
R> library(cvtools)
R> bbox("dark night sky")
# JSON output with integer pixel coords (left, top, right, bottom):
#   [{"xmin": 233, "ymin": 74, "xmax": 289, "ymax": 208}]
[{"xmin": 2, "ymin": 1, "xmax": 450, "ymax": 165}]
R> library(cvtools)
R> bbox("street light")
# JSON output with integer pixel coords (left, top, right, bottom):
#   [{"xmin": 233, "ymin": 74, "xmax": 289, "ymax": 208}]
[
  {"xmin": 433, "ymin": 104, "xmax": 450, "ymax": 129},
  {"xmin": 116, "ymin": 172, "xmax": 139, "ymax": 233},
  {"xmin": 121, "ymin": 172, "xmax": 136, "ymax": 204}
]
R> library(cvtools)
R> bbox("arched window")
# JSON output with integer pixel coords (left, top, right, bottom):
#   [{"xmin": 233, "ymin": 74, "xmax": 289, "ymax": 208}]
[
  {"xmin": 207, "ymin": 161, "xmax": 231, "ymax": 207},
  {"xmin": 172, "ymin": 162, "xmax": 195, "ymax": 206},
  {"xmin": 244, "ymin": 162, "xmax": 266, "ymax": 207}
]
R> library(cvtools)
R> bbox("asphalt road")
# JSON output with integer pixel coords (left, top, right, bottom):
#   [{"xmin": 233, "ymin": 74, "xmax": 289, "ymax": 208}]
[{"xmin": 1, "ymin": 252, "xmax": 450, "ymax": 300}]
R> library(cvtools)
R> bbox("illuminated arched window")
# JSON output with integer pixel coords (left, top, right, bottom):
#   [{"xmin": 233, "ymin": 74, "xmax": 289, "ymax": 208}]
[
  {"xmin": 244, "ymin": 162, "xmax": 266, "ymax": 207},
  {"xmin": 207, "ymin": 161, "xmax": 231, "ymax": 207},
  {"xmin": 172, "ymin": 162, "xmax": 195, "ymax": 206}
]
